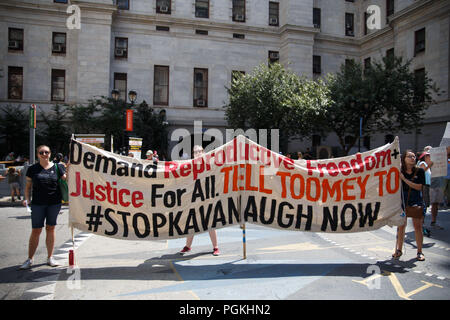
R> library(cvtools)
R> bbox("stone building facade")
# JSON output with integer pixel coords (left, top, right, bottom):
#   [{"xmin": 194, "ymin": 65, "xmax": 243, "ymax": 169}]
[{"xmin": 0, "ymin": 0, "xmax": 449, "ymax": 156}]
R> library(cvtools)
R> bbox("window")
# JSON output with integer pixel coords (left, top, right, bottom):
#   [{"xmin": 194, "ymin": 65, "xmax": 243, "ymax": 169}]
[
  {"xmin": 345, "ymin": 58, "xmax": 355, "ymax": 70},
  {"xmin": 268, "ymin": 50, "xmax": 279, "ymax": 64},
  {"xmin": 196, "ymin": 29, "xmax": 208, "ymax": 35},
  {"xmin": 8, "ymin": 28, "xmax": 23, "ymax": 51},
  {"xmin": 195, "ymin": 0, "xmax": 209, "ymax": 18},
  {"xmin": 313, "ymin": 8, "xmax": 321, "ymax": 28},
  {"xmin": 386, "ymin": 48, "xmax": 394, "ymax": 61},
  {"xmin": 8, "ymin": 67, "xmax": 23, "ymax": 100},
  {"xmin": 345, "ymin": 0, "xmax": 355, "ymax": 2},
  {"xmin": 269, "ymin": 2, "xmax": 279, "ymax": 26},
  {"xmin": 313, "ymin": 55, "xmax": 321, "ymax": 74},
  {"xmin": 156, "ymin": 0, "xmax": 171, "ymax": 14},
  {"xmin": 193, "ymin": 68, "xmax": 208, "ymax": 107},
  {"xmin": 116, "ymin": 0, "xmax": 129, "ymax": 10},
  {"xmin": 364, "ymin": 11, "xmax": 368, "ymax": 35},
  {"xmin": 154, "ymin": 66, "xmax": 169, "ymax": 105},
  {"xmin": 364, "ymin": 57, "xmax": 371, "ymax": 73},
  {"xmin": 114, "ymin": 37, "xmax": 128, "ymax": 59},
  {"xmin": 54, "ymin": 0, "xmax": 68, "ymax": 3},
  {"xmin": 345, "ymin": 13, "xmax": 354, "ymax": 36},
  {"xmin": 386, "ymin": 0, "xmax": 394, "ymax": 18},
  {"xmin": 233, "ymin": 0, "xmax": 245, "ymax": 22},
  {"xmin": 114, "ymin": 73, "xmax": 127, "ymax": 100},
  {"xmin": 51, "ymin": 69, "xmax": 65, "ymax": 101},
  {"xmin": 52, "ymin": 32, "xmax": 66, "ymax": 54},
  {"xmin": 386, "ymin": 48, "xmax": 395, "ymax": 69},
  {"xmin": 156, "ymin": 26, "xmax": 170, "ymax": 31},
  {"xmin": 312, "ymin": 135, "xmax": 321, "ymax": 147},
  {"xmin": 414, "ymin": 28, "xmax": 425, "ymax": 56},
  {"xmin": 233, "ymin": 33, "xmax": 245, "ymax": 39},
  {"xmin": 414, "ymin": 68, "xmax": 426, "ymax": 103}
]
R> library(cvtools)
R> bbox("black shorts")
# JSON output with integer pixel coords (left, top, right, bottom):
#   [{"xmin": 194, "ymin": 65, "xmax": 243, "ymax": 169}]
[{"xmin": 31, "ymin": 203, "xmax": 61, "ymax": 229}]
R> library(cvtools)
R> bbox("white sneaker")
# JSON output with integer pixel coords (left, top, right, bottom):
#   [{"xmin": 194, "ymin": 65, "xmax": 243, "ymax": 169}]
[
  {"xmin": 47, "ymin": 256, "xmax": 59, "ymax": 267},
  {"xmin": 19, "ymin": 258, "xmax": 33, "ymax": 270}
]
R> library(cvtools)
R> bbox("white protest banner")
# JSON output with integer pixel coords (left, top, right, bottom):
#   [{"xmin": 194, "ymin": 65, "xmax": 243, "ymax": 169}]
[
  {"xmin": 68, "ymin": 136, "xmax": 403, "ymax": 240},
  {"xmin": 429, "ymin": 147, "xmax": 448, "ymax": 178}
]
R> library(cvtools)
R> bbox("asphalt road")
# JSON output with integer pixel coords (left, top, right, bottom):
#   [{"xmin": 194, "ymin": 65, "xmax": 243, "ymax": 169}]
[{"xmin": 1, "ymin": 203, "xmax": 449, "ymax": 301}]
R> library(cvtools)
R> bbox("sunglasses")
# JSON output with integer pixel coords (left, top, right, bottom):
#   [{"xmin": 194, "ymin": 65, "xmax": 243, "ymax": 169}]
[{"xmin": 39, "ymin": 151, "xmax": 50, "ymax": 155}]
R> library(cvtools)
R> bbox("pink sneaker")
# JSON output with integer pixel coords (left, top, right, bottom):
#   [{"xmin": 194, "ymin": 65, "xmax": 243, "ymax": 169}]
[
  {"xmin": 213, "ymin": 247, "xmax": 220, "ymax": 256},
  {"xmin": 180, "ymin": 246, "xmax": 191, "ymax": 254}
]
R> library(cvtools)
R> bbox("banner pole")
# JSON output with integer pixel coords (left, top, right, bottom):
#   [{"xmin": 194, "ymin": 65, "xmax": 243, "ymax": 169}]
[
  {"xmin": 69, "ymin": 226, "xmax": 75, "ymax": 267},
  {"xmin": 242, "ymin": 223, "xmax": 246, "ymax": 259}
]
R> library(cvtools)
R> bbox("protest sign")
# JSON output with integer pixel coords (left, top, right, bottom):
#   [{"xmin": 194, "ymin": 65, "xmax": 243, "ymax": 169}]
[
  {"xmin": 128, "ymin": 137, "xmax": 142, "ymax": 159},
  {"xmin": 429, "ymin": 147, "xmax": 448, "ymax": 178},
  {"xmin": 73, "ymin": 134, "xmax": 105, "ymax": 149},
  {"xmin": 68, "ymin": 136, "xmax": 403, "ymax": 240}
]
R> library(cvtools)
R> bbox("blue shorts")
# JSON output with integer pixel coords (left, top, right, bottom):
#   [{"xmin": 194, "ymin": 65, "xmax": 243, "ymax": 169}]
[{"xmin": 31, "ymin": 204, "xmax": 61, "ymax": 229}]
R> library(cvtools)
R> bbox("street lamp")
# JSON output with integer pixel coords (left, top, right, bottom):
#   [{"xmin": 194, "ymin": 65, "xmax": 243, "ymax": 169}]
[
  {"xmin": 111, "ymin": 89, "xmax": 120, "ymax": 101},
  {"xmin": 122, "ymin": 90, "xmax": 137, "ymax": 156},
  {"xmin": 128, "ymin": 90, "xmax": 137, "ymax": 105}
]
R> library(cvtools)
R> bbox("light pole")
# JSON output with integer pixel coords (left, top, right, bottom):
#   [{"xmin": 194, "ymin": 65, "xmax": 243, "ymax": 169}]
[
  {"xmin": 111, "ymin": 89, "xmax": 120, "ymax": 152},
  {"xmin": 124, "ymin": 90, "xmax": 137, "ymax": 155}
]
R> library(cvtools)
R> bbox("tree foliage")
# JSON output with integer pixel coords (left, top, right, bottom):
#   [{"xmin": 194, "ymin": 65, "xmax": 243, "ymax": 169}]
[
  {"xmin": 39, "ymin": 104, "xmax": 71, "ymax": 156},
  {"xmin": 67, "ymin": 97, "xmax": 169, "ymax": 158},
  {"xmin": 0, "ymin": 104, "xmax": 29, "ymax": 158},
  {"xmin": 224, "ymin": 63, "xmax": 330, "ymax": 151},
  {"xmin": 326, "ymin": 56, "xmax": 439, "ymax": 154}
]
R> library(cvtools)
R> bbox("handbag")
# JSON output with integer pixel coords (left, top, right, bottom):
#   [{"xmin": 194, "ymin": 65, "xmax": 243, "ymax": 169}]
[
  {"xmin": 55, "ymin": 163, "xmax": 69, "ymax": 202},
  {"xmin": 404, "ymin": 168, "xmax": 423, "ymax": 219}
]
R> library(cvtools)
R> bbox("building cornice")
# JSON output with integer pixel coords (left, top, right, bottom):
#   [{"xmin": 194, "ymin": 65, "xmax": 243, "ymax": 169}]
[
  {"xmin": 0, "ymin": 0, "xmax": 117, "ymax": 14},
  {"xmin": 113, "ymin": 11, "xmax": 280, "ymax": 37},
  {"xmin": 388, "ymin": 0, "xmax": 446, "ymax": 25}
]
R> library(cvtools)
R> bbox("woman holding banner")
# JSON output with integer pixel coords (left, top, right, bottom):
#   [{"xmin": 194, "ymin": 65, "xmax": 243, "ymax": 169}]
[
  {"xmin": 179, "ymin": 145, "xmax": 220, "ymax": 256},
  {"xmin": 19, "ymin": 145, "xmax": 67, "ymax": 270},
  {"xmin": 393, "ymin": 150, "xmax": 426, "ymax": 261}
]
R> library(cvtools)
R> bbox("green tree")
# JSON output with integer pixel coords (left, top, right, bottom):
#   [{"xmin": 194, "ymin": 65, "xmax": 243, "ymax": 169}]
[
  {"xmin": 39, "ymin": 104, "xmax": 72, "ymax": 156},
  {"xmin": 67, "ymin": 100, "xmax": 99, "ymax": 135},
  {"xmin": 0, "ymin": 104, "xmax": 28, "ymax": 159},
  {"xmin": 134, "ymin": 101, "xmax": 169, "ymax": 159},
  {"xmin": 68, "ymin": 97, "xmax": 169, "ymax": 157},
  {"xmin": 326, "ymin": 56, "xmax": 439, "ymax": 154},
  {"xmin": 224, "ymin": 63, "xmax": 329, "ymax": 152}
]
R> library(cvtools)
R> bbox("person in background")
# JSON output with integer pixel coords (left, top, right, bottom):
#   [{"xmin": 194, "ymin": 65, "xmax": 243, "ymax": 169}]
[
  {"xmin": 180, "ymin": 145, "xmax": 220, "ymax": 256},
  {"xmin": 444, "ymin": 147, "xmax": 450, "ymax": 208},
  {"xmin": 152, "ymin": 150, "xmax": 159, "ymax": 162},
  {"xmin": 393, "ymin": 150, "xmax": 426, "ymax": 261},
  {"xmin": 297, "ymin": 152, "xmax": 303, "ymax": 160},
  {"xmin": 53, "ymin": 153, "xmax": 65, "ymax": 166},
  {"xmin": 5, "ymin": 152, "xmax": 14, "ymax": 161},
  {"xmin": 5, "ymin": 167, "xmax": 21, "ymax": 202},
  {"xmin": 430, "ymin": 174, "xmax": 445, "ymax": 230},
  {"xmin": 19, "ymin": 145, "xmax": 67, "ymax": 270},
  {"xmin": 417, "ymin": 151, "xmax": 432, "ymax": 237},
  {"xmin": 146, "ymin": 150, "xmax": 153, "ymax": 160}
]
